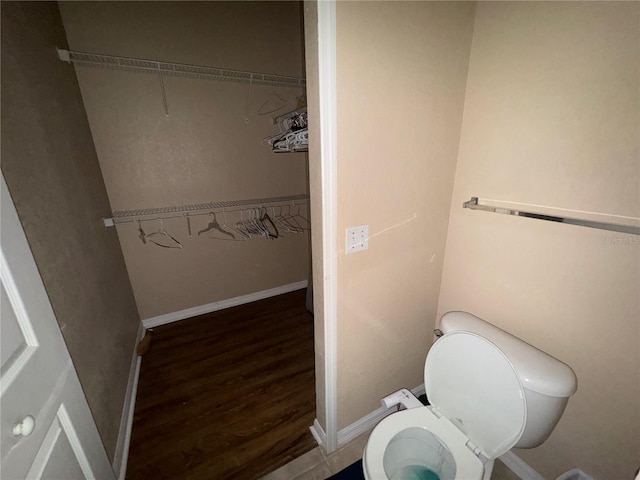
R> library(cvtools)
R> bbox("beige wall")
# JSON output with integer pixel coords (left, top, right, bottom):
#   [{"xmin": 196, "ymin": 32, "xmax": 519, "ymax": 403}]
[
  {"xmin": 59, "ymin": 2, "xmax": 310, "ymax": 319},
  {"xmin": 438, "ymin": 2, "xmax": 640, "ymax": 479},
  {"xmin": 1, "ymin": 2, "xmax": 141, "ymax": 460},
  {"xmin": 334, "ymin": 1, "xmax": 476, "ymax": 429}
]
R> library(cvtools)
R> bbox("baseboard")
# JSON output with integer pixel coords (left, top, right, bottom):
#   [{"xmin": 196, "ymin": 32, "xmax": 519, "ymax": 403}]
[
  {"xmin": 309, "ymin": 419, "xmax": 327, "ymax": 449},
  {"xmin": 112, "ymin": 323, "xmax": 145, "ymax": 480},
  {"xmin": 142, "ymin": 280, "xmax": 308, "ymax": 329},
  {"xmin": 310, "ymin": 384, "xmax": 426, "ymax": 451},
  {"xmin": 499, "ymin": 451, "xmax": 545, "ymax": 480},
  {"xmin": 338, "ymin": 384, "xmax": 425, "ymax": 448},
  {"xmin": 310, "ymin": 386, "xmax": 542, "ymax": 480}
]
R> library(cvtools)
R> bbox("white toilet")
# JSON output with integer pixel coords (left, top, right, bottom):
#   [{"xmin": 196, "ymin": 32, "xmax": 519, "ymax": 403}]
[{"xmin": 363, "ymin": 311, "xmax": 578, "ymax": 480}]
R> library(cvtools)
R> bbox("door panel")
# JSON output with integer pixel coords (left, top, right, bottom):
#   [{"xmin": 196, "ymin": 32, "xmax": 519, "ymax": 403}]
[
  {"xmin": 1, "ymin": 284, "xmax": 30, "ymax": 374},
  {"xmin": 35, "ymin": 418, "xmax": 86, "ymax": 480},
  {"xmin": 1, "ymin": 175, "xmax": 115, "ymax": 480}
]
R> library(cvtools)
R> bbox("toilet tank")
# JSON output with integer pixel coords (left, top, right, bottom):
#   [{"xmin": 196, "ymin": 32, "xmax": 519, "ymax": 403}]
[{"xmin": 438, "ymin": 311, "xmax": 578, "ymax": 448}]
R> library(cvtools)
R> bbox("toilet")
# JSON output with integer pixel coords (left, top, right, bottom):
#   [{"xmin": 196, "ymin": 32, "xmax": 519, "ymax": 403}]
[{"xmin": 363, "ymin": 311, "xmax": 578, "ymax": 480}]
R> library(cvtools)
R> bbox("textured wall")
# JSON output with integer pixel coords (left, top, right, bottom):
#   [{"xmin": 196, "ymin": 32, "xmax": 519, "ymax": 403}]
[
  {"xmin": 1, "ymin": 2, "xmax": 141, "ymax": 460},
  {"xmin": 438, "ymin": 2, "xmax": 639, "ymax": 478},
  {"xmin": 58, "ymin": 2, "xmax": 310, "ymax": 320},
  {"xmin": 334, "ymin": 1, "xmax": 476, "ymax": 429}
]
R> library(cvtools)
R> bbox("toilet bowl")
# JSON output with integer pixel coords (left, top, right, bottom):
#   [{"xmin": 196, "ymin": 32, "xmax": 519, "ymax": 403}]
[
  {"xmin": 363, "ymin": 408, "xmax": 482, "ymax": 480},
  {"xmin": 363, "ymin": 312, "xmax": 578, "ymax": 480}
]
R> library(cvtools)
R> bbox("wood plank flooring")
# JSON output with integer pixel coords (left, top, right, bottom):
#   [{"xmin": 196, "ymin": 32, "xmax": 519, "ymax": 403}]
[{"xmin": 126, "ymin": 289, "xmax": 316, "ymax": 480}]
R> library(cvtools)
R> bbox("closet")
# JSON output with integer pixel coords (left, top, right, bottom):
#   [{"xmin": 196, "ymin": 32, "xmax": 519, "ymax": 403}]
[{"xmin": 58, "ymin": 1, "xmax": 312, "ymax": 322}]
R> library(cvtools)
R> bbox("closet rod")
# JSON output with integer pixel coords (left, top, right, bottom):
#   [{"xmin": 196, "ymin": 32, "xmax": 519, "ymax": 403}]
[
  {"xmin": 104, "ymin": 194, "xmax": 310, "ymax": 227},
  {"xmin": 57, "ymin": 49, "xmax": 306, "ymax": 88},
  {"xmin": 463, "ymin": 197, "xmax": 640, "ymax": 235}
]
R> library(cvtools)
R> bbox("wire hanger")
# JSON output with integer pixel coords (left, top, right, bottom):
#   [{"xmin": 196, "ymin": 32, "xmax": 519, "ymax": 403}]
[
  {"xmin": 270, "ymin": 205, "xmax": 301, "ymax": 234},
  {"xmin": 258, "ymin": 92, "xmax": 286, "ymax": 115},
  {"xmin": 290, "ymin": 201, "xmax": 311, "ymax": 230},
  {"xmin": 146, "ymin": 219, "xmax": 183, "ymax": 249}
]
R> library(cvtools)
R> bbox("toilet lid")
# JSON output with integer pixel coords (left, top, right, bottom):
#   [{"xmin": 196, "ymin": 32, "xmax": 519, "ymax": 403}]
[{"xmin": 424, "ymin": 332, "xmax": 526, "ymax": 459}]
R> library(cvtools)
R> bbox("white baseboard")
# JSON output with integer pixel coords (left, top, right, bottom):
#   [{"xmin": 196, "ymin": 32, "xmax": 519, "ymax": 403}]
[
  {"xmin": 311, "ymin": 385, "xmax": 542, "ymax": 480},
  {"xmin": 112, "ymin": 323, "xmax": 145, "ymax": 480},
  {"xmin": 499, "ymin": 451, "xmax": 545, "ymax": 480},
  {"xmin": 310, "ymin": 384, "xmax": 426, "ymax": 451},
  {"xmin": 142, "ymin": 280, "xmax": 308, "ymax": 329},
  {"xmin": 309, "ymin": 419, "xmax": 327, "ymax": 448},
  {"xmin": 337, "ymin": 384, "xmax": 425, "ymax": 448}
]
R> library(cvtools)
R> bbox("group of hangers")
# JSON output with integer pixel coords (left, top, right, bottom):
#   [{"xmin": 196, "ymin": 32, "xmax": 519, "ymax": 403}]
[
  {"xmin": 201, "ymin": 209, "xmax": 279, "ymax": 240},
  {"xmin": 136, "ymin": 203, "xmax": 310, "ymax": 249},
  {"xmin": 199, "ymin": 205, "xmax": 310, "ymax": 241},
  {"xmin": 262, "ymin": 103, "xmax": 308, "ymax": 153}
]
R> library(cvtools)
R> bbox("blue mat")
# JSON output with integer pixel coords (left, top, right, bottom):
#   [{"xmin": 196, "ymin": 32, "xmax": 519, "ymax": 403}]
[{"xmin": 327, "ymin": 459, "xmax": 365, "ymax": 480}]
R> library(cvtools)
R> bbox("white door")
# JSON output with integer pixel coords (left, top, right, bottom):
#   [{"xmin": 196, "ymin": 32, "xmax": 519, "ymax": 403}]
[{"xmin": 1, "ymin": 174, "xmax": 115, "ymax": 480}]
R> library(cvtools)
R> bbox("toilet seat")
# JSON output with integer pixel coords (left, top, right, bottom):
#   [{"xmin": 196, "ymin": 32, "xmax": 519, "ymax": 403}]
[
  {"xmin": 363, "ymin": 332, "xmax": 527, "ymax": 480},
  {"xmin": 363, "ymin": 407, "xmax": 483, "ymax": 480}
]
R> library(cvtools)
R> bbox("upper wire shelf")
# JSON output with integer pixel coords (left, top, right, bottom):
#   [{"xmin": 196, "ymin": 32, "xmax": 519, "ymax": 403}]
[
  {"xmin": 104, "ymin": 194, "xmax": 310, "ymax": 227},
  {"xmin": 463, "ymin": 197, "xmax": 640, "ymax": 235},
  {"xmin": 57, "ymin": 49, "xmax": 306, "ymax": 88}
]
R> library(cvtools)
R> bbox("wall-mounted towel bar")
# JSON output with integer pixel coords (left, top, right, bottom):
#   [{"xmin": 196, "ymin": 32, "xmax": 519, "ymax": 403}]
[
  {"xmin": 463, "ymin": 197, "xmax": 640, "ymax": 235},
  {"xmin": 104, "ymin": 194, "xmax": 309, "ymax": 227}
]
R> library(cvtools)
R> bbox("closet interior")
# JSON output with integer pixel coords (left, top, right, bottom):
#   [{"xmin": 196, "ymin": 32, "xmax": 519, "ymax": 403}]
[
  {"xmin": 58, "ymin": 1, "xmax": 312, "ymax": 320},
  {"xmin": 56, "ymin": 1, "xmax": 314, "ymax": 475}
]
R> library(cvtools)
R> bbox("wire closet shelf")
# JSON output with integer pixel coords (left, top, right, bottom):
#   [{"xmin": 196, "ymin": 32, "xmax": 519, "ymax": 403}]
[
  {"xmin": 57, "ymin": 49, "xmax": 306, "ymax": 88},
  {"xmin": 104, "ymin": 194, "xmax": 310, "ymax": 227}
]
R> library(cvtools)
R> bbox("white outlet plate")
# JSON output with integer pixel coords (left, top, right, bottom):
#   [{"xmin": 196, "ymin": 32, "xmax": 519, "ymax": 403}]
[{"xmin": 346, "ymin": 225, "xmax": 369, "ymax": 254}]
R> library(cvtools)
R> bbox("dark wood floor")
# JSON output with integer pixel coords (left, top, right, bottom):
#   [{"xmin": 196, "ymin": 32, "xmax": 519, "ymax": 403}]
[{"xmin": 126, "ymin": 289, "xmax": 317, "ymax": 480}]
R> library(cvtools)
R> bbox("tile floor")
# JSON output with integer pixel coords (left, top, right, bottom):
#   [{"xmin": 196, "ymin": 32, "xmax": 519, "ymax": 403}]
[
  {"xmin": 259, "ymin": 429, "xmax": 521, "ymax": 480},
  {"xmin": 259, "ymin": 431, "xmax": 369, "ymax": 480}
]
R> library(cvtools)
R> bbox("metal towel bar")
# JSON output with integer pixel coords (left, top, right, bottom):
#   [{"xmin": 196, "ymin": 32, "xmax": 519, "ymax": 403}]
[{"xmin": 463, "ymin": 197, "xmax": 640, "ymax": 235}]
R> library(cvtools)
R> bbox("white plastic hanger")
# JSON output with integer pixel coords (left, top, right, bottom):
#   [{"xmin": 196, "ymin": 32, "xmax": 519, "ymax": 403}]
[{"xmin": 146, "ymin": 219, "xmax": 183, "ymax": 249}]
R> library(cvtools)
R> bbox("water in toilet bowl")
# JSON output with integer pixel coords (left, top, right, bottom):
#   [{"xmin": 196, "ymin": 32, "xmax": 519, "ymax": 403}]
[
  {"xmin": 391, "ymin": 465, "xmax": 441, "ymax": 480},
  {"xmin": 383, "ymin": 428, "xmax": 456, "ymax": 480}
]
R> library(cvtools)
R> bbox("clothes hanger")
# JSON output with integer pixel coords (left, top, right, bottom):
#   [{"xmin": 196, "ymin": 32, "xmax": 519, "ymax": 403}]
[
  {"xmin": 235, "ymin": 209, "xmax": 253, "ymax": 239},
  {"xmin": 290, "ymin": 202, "xmax": 311, "ymax": 230},
  {"xmin": 260, "ymin": 211, "xmax": 279, "ymax": 239},
  {"xmin": 269, "ymin": 206, "xmax": 293, "ymax": 234},
  {"xmin": 146, "ymin": 219, "xmax": 183, "ymax": 249},
  {"xmin": 221, "ymin": 208, "xmax": 249, "ymax": 241},
  {"xmin": 137, "ymin": 219, "xmax": 147, "ymax": 244},
  {"xmin": 281, "ymin": 203, "xmax": 306, "ymax": 232},
  {"xmin": 258, "ymin": 92, "xmax": 286, "ymax": 115},
  {"xmin": 271, "ymin": 205, "xmax": 302, "ymax": 233},
  {"xmin": 248, "ymin": 208, "xmax": 268, "ymax": 238},
  {"xmin": 198, "ymin": 212, "xmax": 236, "ymax": 240}
]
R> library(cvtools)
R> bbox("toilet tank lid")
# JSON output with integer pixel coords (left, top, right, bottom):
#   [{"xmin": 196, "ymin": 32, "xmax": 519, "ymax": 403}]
[{"xmin": 439, "ymin": 312, "xmax": 577, "ymax": 397}]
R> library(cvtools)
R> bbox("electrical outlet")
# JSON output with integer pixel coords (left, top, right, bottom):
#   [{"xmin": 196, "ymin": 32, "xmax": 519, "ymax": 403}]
[{"xmin": 346, "ymin": 225, "xmax": 369, "ymax": 254}]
